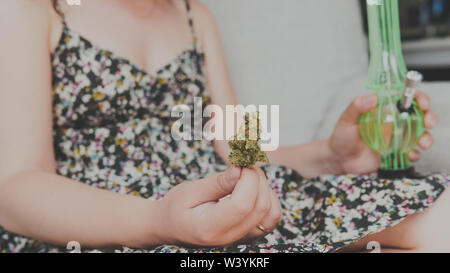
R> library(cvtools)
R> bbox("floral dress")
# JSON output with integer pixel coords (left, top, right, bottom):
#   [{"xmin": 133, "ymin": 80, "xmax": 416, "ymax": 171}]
[{"xmin": 0, "ymin": 0, "xmax": 449, "ymax": 253}]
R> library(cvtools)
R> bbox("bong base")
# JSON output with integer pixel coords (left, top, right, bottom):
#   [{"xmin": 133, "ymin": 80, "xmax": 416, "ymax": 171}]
[{"xmin": 378, "ymin": 167, "xmax": 426, "ymax": 179}]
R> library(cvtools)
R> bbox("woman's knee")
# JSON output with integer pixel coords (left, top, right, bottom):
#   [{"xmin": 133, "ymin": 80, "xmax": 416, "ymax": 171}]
[{"xmin": 374, "ymin": 187, "xmax": 450, "ymax": 251}]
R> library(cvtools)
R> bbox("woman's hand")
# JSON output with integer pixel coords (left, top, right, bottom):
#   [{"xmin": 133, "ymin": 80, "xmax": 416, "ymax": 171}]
[
  {"xmin": 328, "ymin": 91, "xmax": 438, "ymax": 174},
  {"xmin": 155, "ymin": 167, "xmax": 282, "ymax": 247}
]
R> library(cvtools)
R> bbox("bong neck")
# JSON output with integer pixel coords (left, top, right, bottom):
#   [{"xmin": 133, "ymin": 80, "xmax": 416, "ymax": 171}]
[{"xmin": 366, "ymin": 0, "xmax": 407, "ymax": 92}]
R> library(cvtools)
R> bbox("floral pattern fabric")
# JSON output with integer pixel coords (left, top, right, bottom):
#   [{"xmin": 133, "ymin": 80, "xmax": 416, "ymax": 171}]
[{"xmin": 0, "ymin": 0, "xmax": 449, "ymax": 253}]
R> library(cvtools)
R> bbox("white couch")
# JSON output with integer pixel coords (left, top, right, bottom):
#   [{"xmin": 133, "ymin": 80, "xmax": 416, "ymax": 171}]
[{"xmin": 201, "ymin": 0, "xmax": 450, "ymax": 173}]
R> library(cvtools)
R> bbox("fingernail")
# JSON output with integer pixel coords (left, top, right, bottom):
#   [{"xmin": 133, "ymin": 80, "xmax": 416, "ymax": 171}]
[
  {"xmin": 420, "ymin": 137, "xmax": 431, "ymax": 149},
  {"xmin": 420, "ymin": 97, "xmax": 430, "ymax": 110},
  {"xmin": 426, "ymin": 115, "xmax": 437, "ymax": 129},
  {"xmin": 408, "ymin": 150, "xmax": 421, "ymax": 162}
]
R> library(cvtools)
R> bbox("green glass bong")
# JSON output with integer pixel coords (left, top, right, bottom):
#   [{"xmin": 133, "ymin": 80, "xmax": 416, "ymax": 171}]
[{"xmin": 359, "ymin": 0, "xmax": 426, "ymax": 179}]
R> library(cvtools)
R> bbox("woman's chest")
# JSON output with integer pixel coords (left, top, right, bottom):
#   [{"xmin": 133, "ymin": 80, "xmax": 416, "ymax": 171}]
[{"xmin": 51, "ymin": 27, "xmax": 207, "ymax": 129}]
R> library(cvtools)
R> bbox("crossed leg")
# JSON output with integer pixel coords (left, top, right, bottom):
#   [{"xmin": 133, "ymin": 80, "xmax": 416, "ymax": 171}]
[{"xmin": 338, "ymin": 186, "xmax": 450, "ymax": 253}]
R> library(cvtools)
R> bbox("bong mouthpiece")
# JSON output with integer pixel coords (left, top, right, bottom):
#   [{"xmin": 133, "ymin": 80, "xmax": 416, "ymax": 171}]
[{"xmin": 400, "ymin": 71, "xmax": 423, "ymax": 110}]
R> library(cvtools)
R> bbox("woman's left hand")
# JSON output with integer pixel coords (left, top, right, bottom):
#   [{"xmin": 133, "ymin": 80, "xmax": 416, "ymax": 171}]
[{"xmin": 328, "ymin": 91, "xmax": 438, "ymax": 175}]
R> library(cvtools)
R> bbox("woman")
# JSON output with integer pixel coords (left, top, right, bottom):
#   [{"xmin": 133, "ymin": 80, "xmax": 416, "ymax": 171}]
[{"xmin": 0, "ymin": 0, "xmax": 448, "ymax": 253}]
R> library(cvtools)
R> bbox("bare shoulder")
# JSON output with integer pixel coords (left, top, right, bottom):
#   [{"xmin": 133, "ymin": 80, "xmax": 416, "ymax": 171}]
[
  {"xmin": 189, "ymin": 0, "xmax": 212, "ymax": 16},
  {"xmin": 0, "ymin": 0, "xmax": 52, "ymax": 26},
  {"xmin": 0, "ymin": 0, "xmax": 60, "ymax": 53},
  {"xmin": 188, "ymin": 0, "xmax": 219, "ymax": 40}
]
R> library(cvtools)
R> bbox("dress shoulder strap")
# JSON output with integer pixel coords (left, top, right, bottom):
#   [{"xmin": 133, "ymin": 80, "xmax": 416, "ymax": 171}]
[
  {"xmin": 53, "ymin": 0, "xmax": 67, "ymax": 25},
  {"xmin": 183, "ymin": 0, "xmax": 198, "ymax": 43}
]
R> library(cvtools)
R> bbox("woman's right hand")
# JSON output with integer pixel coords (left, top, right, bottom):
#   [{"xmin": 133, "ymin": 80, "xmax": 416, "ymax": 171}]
[{"xmin": 155, "ymin": 166, "xmax": 282, "ymax": 247}]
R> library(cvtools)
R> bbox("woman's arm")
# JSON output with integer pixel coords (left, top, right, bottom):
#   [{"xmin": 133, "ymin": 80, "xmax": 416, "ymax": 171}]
[
  {"xmin": 191, "ymin": 1, "xmax": 237, "ymax": 164},
  {"xmin": 266, "ymin": 141, "xmax": 341, "ymax": 178},
  {"xmin": 0, "ymin": 0, "xmax": 160, "ymax": 249},
  {"xmin": 0, "ymin": 172, "xmax": 160, "ymax": 248}
]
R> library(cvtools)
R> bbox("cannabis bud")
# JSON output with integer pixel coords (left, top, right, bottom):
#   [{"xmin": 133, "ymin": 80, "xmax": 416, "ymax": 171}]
[{"xmin": 228, "ymin": 112, "xmax": 269, "ymax": 168}]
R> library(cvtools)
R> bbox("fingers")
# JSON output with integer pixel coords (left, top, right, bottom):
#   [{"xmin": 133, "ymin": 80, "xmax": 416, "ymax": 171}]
[
  {"xmin": 414, "ymin": 91, "xmax": 437, "ymax": 157},
  {"xmin": 424, "ymin": 110, "xmax": 438, "ymax": 130},
  {"xmin": 222, "ymin": 167, "xmax": 272, "ymax": 242},
  {"xmin": 409, "ymin": 149, "xmax": 422, "ymax": 162},
  {"xmin": 237, "ymin": 169, "xmax": 282, "ymax": 243},
  {"xmin": 254, "ymin": 167, "xmax": 282, "ymax": 233},
  {"xmin": 414, "ymin": 89, "xmax": 439, "ymax": 129},
  {"xmin": 418, "ymin": 132, "xmax": 434, "ymax": 150},
  {"xmin": 408, "ymin": 132, "xmax": 431, "ymax": 164},
  {"xmin": 266, "ymin": 190, "xmax": 283, "ymax": 230},
  {"xmin": 415, "ymin": 90, "xmax": 430, "ymax": 111},
  {"xmin": 339, "ymin": 94, "xmax": 378, "ymax": 125},
  {"xmin": 415, "ymin": 90, "xmax": 438, "ymax": 129},
  {"xmin": 205, "ymin": 168, "xmax": 260, "ymax": 234},
  {"xmin": 191, "ymin": 167, "xmax": 281, "ymax": 246},
  {"xmin": 184, "ymin": 166, "xmax": 242, "ymax": 207},
  {"xmin": 245, "ymin": 189, "xmax": 283, "ymax": 241},
  {"xmin": 259, "ymin": 190, "xmax": 282, "ymax": 233},
  {"xmin": 408, "ymin": 133, "xmax": 432, "ymax": 164},
  {"xmin": 258, "ymin": 168, "xmax": 283, "ymax": 231}
]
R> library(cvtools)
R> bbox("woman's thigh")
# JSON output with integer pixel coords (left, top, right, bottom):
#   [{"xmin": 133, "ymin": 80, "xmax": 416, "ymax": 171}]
[{"xmin": 338, "ymin": 187, "xmax": 450, "ymax": 252}]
